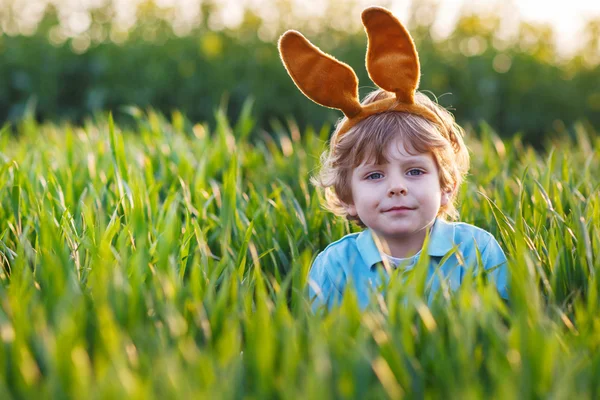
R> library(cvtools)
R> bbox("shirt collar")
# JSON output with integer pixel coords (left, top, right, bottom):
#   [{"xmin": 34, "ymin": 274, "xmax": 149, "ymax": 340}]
[{"xmin": 357, "ymin": 218, "xmax": 456, "ymax": 269}]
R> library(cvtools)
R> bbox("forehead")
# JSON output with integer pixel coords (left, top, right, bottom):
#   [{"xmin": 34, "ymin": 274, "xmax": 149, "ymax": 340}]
[{"xmin": 359, "ymin": 134, "xmax": 434, "ymax": 166}]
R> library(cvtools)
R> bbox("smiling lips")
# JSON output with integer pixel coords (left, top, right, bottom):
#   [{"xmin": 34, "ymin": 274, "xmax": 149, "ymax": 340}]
[{"xmin": 383, "ymin": 206, "xmax": 415, "ymax": 213}]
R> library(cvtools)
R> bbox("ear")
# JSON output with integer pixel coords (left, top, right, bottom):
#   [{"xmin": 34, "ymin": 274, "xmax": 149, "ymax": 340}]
[
  {"xmin": 440, "ymin": 184, "xmax": 456, "ymax": 207},
  {"xmin": 362, "ymin": 7, "xmax": 420, "ymax": 104},
  {"xmin": 343, "ymin": 201, "xmax": 358, "ymax": 217},
  {"xmin": 278, "ymin": 30, "xmax": 363, "ymax": 118}
]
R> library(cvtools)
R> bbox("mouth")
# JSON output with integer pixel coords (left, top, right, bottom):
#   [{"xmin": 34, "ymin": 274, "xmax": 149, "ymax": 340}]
[{"xmin": 383, "ymin": 206, "xmax": 415, "ymax": 213}]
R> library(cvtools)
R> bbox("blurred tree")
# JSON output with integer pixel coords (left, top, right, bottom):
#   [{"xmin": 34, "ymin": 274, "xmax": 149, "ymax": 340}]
[{"xmin": 0, "ymin": 0, "xmax": 597, "ymax": 143}]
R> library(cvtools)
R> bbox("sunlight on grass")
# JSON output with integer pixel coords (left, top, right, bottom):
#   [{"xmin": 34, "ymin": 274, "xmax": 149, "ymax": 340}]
[{"xmin": 0, "ymin": 106, "xmax": 598, "ymax": 397}]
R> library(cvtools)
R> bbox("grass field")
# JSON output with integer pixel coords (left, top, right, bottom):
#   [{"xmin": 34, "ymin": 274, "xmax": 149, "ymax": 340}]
[{"xmin": 0, "ymin": 106, "xmax": 598, "ymax": 398}]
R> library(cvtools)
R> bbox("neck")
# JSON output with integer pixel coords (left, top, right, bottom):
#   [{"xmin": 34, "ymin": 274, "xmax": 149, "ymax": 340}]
[{"xmin": 372, "ymin": 225, "xmax": 431, "ymax": 259}]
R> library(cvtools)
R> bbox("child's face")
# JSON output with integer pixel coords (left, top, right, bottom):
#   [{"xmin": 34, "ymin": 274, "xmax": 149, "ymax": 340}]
[{"xmin": 344, "ymin": 134, "xmax": 451, "ymax": 249}]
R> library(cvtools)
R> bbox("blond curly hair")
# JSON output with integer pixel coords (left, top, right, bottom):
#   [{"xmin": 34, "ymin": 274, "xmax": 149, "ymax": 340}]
[{"xmin": 311, "ymin": 89, "xmax": 470, "ymax": 226}]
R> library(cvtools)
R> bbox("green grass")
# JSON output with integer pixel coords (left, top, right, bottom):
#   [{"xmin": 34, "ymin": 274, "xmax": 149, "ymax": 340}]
[{"xmin": 0, "ymin": 106, "xmax": 598, "ymax": 398}]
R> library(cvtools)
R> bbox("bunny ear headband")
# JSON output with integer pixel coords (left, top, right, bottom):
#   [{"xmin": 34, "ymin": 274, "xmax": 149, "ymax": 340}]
[{"xmin": 278, "ymin": 6, "xmax": 443, "ymax": 144}]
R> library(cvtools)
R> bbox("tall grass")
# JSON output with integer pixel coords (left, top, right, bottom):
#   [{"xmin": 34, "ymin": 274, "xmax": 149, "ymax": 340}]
[{"xmin": 0, "ymin": 105, "xmax": 598, "ymax": 398}]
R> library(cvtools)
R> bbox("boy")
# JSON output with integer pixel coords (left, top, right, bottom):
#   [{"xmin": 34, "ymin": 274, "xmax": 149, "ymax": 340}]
[{"xmin": 278, "ymin": 6, "xmax": 508, "ymax": 310}]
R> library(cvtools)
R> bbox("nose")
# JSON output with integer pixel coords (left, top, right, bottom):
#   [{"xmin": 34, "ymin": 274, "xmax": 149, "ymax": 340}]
[{"xmin": 388, "ymin": 180, "xmax": 407, "ymax": 197}]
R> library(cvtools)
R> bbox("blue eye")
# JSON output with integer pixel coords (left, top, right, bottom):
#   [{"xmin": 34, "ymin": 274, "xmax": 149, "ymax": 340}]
[
  {"xmin": 366, "ymin": 172, "xmax": 383, "ymax": 180},
  {"xmin": 407, "ymin": 169, "xmax": 424, "ymax": 176}
]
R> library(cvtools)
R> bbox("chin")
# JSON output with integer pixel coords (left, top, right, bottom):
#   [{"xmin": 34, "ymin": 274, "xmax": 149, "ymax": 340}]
[
  {"xmin": 377, "ymin": 225, "xmax": 416, "ymax": 236},
  {"xmin": 385, "ymin": 220, "xmax": 429, "ymax": 233}
]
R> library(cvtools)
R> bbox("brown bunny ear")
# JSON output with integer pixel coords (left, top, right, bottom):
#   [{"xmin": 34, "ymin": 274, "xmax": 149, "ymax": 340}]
[
  {"xmin": 278, "ymin": 30, "xmax": 363, "ymax": 118},
  {"xmin": 362, "ymin": 7, "xmax": 420, "ymax": 104}
]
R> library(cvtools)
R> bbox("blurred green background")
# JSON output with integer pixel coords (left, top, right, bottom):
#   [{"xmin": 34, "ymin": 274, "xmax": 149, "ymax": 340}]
[{"xmin": 0, "ymin": 0, "xmax": 599, "ymax": 143}]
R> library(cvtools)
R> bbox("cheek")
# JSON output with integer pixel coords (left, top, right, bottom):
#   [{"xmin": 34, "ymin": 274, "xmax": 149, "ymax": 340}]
[
  {"xmin": 415, "ymin": 179, "xmax": 444, "ymax": 201},
  {"xmin": 353, "ymin": 184, "xmax": 379, "ymax": 207}
]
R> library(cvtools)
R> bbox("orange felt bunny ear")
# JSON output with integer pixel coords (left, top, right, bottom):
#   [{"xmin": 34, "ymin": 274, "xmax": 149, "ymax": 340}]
[
  {"xmin": 278, "ymin": 6, "xmax": 443, "ymax": 140},
  {"xmin": 362, "ymin": 7, "xmax": 420, "ymax": 104},
  {"xmin": 278, "ymin": 30, "xmax": 363, "ymax": 118}
]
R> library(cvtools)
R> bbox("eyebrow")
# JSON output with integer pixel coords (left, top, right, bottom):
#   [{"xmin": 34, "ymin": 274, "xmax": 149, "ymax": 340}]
[{"xmin": 358, "ymin": 155, "xmax": 432, "ymax": 170}]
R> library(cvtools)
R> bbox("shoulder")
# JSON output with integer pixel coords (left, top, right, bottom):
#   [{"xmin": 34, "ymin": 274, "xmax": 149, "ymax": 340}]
[
  {"xmin": 450, "ymin": 221, "xmax": 497, "ymax": 248},
  {"xmin": 309, "ymin": 232, "xmax": 362, "ymax": 293},
  {"xmin": 435, "ymin": 220, "xmax": 508, "ymax": 298},
  {"xmin": 448, "ymin": 221, "xmax": 507, "ymax": 268},
  {"xmin": 313, "ymin": 231, "xmax": 362, "ymax": 264}
]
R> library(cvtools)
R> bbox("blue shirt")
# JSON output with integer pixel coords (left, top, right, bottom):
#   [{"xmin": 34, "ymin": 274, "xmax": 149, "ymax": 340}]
[{"xmin": 308, "ymin": 218, "xmax": 508, "ymax": 311}]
